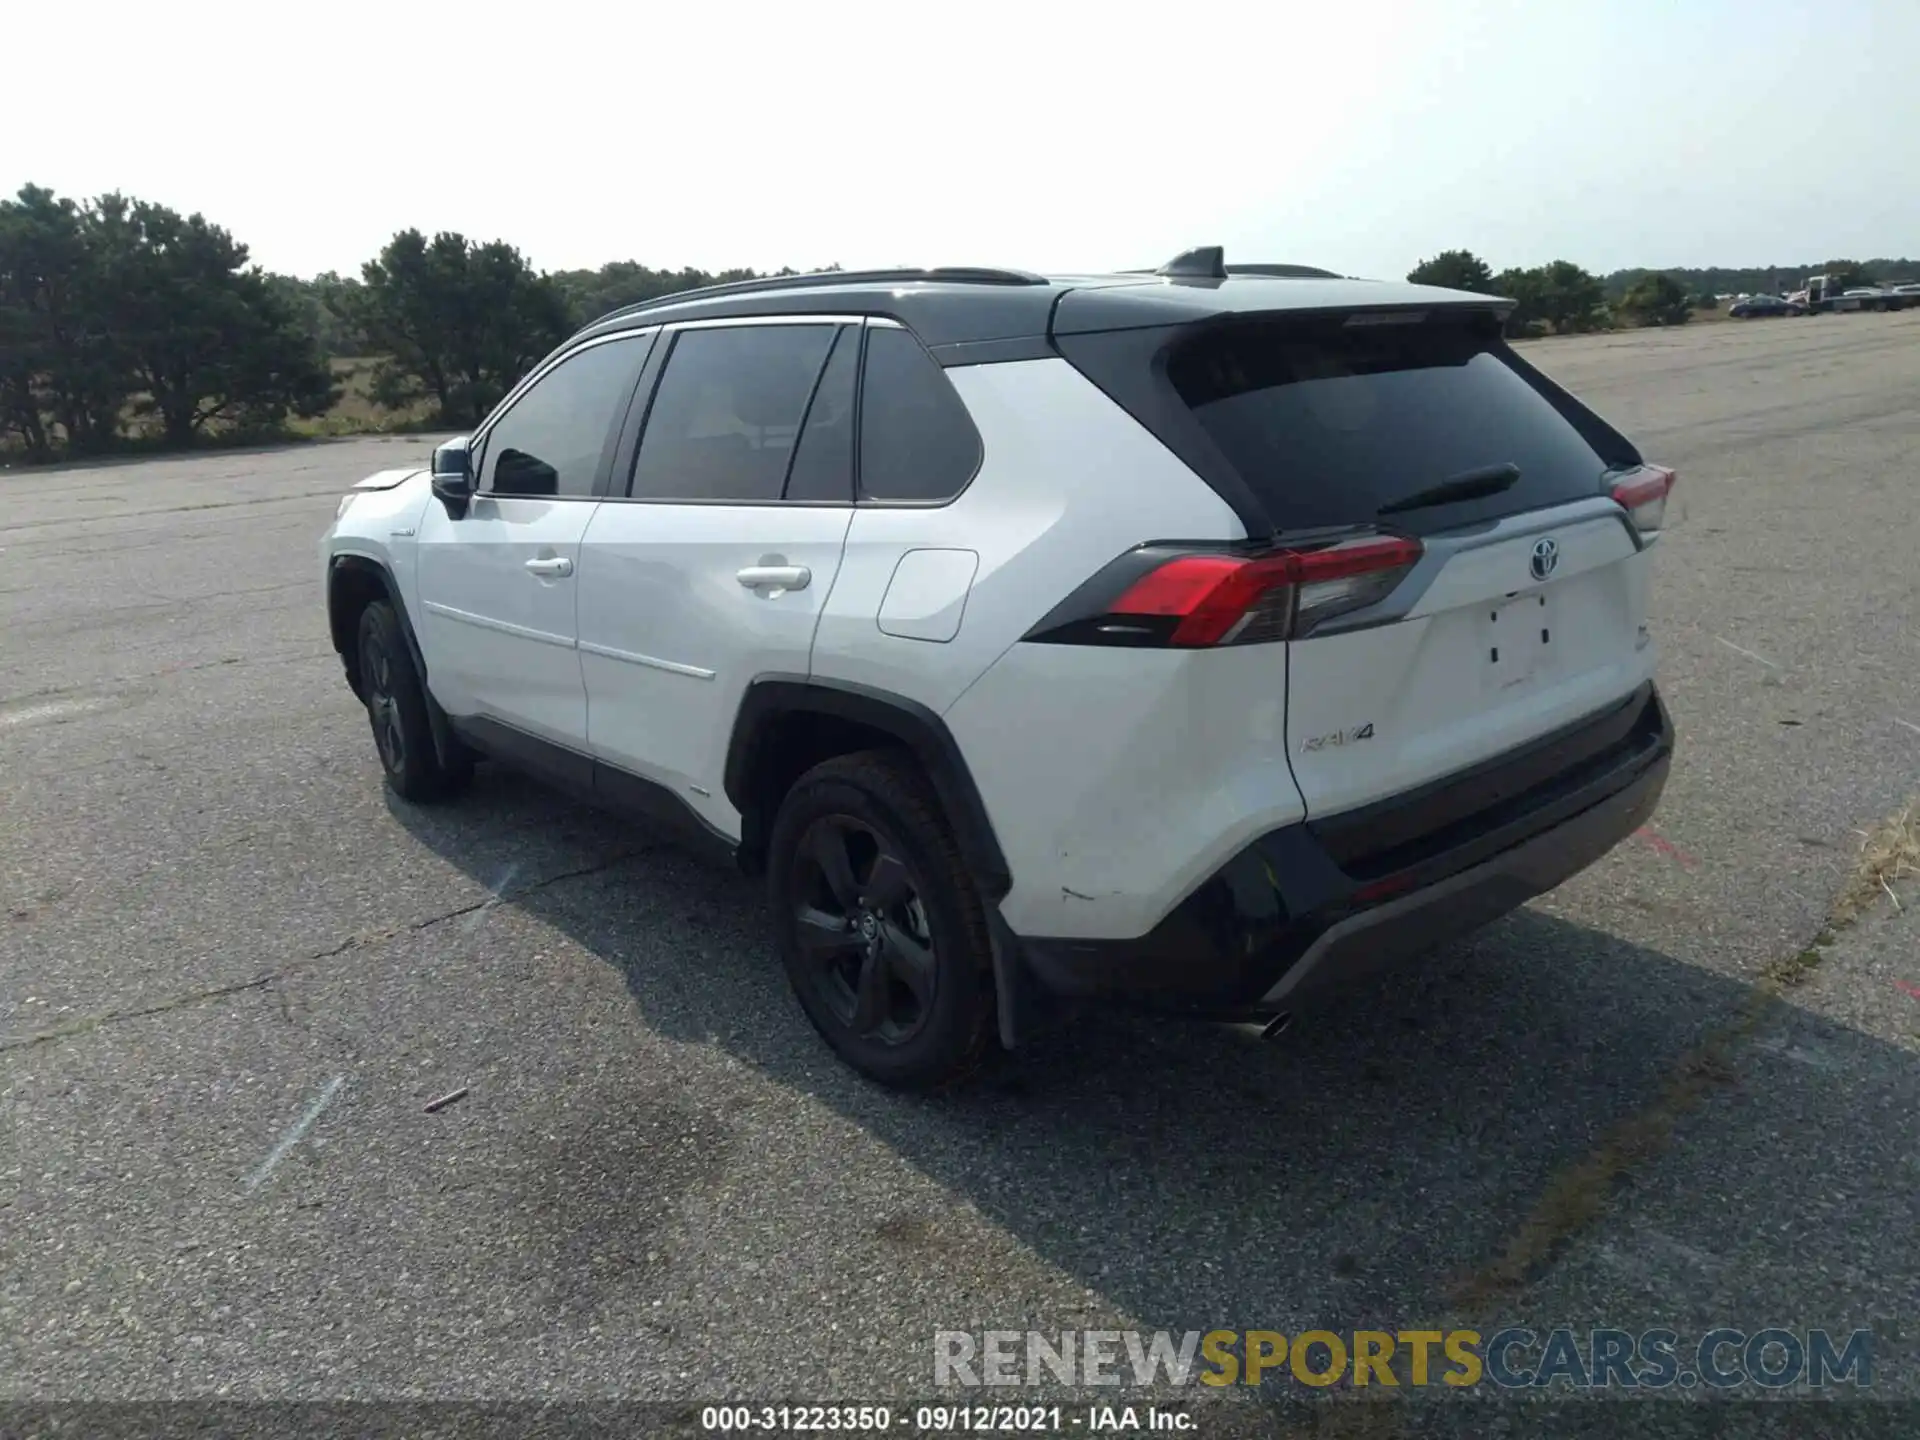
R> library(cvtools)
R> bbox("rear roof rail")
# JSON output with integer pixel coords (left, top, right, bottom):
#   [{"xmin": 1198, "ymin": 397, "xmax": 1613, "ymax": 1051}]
[
  {"xmin": 596, "ymin": 266, "xmax": 1051, "ymax": 324},
  {"xmin": 1226, "ymin": 263, "xmax": 1344, "ymax": 280}
]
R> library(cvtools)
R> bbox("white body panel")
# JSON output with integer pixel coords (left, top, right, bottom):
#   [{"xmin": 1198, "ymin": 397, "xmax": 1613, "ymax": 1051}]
[
  {"xmin": 876, "ymin": 549, "xmax": 979, "ymax": 643},
  {"xmin": 319, "ymin": 471, "xmax": 433, "ymax": 603},
  {"xmin": 828, "ymin": 358, "xmax": 1261, "ymax": 939},
  {"xmin": 809, "ymin": 358, "xmax": 1241, "ymax": 717},
  {"xmin": 574, "ymin": 502, "xmax": 855, "ymax": 833},
  {"xmin": 948, "ymin": 642, "xmax": 1308, "ymax": 940},
  {"xmin": 1287, "ymin": 511, "xmax": 1656, "ymax": 819},
  {"xmin": 414, "ymin": 493, "xmax": 597, "ymax": 745}
]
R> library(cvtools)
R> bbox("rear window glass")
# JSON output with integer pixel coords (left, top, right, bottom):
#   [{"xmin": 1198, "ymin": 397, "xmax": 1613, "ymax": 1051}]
[{"xmin": 1167, "ymin": 318, "xmax": 1615, "ymax": 531}]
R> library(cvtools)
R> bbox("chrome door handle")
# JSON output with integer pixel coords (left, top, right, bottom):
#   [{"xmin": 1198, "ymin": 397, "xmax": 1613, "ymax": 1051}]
[
  {"xmin": 524, "ymin": 556, "xmax": 574, "ymax": 578},
  {"xmin": 736, "ymin": 565, "xmax": 811, "ymax": 591}
]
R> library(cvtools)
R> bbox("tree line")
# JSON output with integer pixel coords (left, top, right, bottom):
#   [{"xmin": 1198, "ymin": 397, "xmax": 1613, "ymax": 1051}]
[
  {"xmin": 5, "ymin": 180, "xmax": 1915, "ymax": 462},
  {"xmin": 0, "ymin": 182, "xmax": 817, "ymax": 462},
  {"xmin": 1408, "ymin": 249, "xmax": 1917, "ymax": 335},
  {"xmin": 0, "ymin": 186, "xmax": 338, "ymax": 457}
]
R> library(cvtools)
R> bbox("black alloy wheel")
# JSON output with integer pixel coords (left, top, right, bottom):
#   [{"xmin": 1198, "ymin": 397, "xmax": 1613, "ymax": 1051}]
[
  {"xmin": 789, "ymin": 814, "xmax": 938, "ymax": 1046},
  {"xmin": 354, "ymin": 599, "xmax": 473, "ymax": 802},
  {"xmin": 362, "ymin": 628, "xmax": 407, "ymax": 777},
  {"xmin": 767, "ymin": 750, "xmax": 996, "ymax": 1088}
]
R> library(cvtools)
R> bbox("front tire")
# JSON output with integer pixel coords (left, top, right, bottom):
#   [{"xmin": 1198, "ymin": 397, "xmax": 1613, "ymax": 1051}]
[
  {"xmin": 356, "ymin": 600, "xmax": 473, "ymax": 802},
  {"xmin": 768, "ymin": 751, "xmax": 996, "ymax": 1089}
]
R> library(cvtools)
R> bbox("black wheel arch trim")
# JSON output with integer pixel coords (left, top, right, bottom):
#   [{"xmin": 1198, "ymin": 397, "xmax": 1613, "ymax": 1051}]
[
  {"xmin": 725, "ymin": 676, "xmax": 1012, "ymax": 901},
  {"xmin": 326, "ymin": 553, "xmax": 461, "ymax": 773}
]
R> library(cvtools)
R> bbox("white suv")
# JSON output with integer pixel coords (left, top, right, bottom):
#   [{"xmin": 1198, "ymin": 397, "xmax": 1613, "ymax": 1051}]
[{"xmin": 322, "ymin": 248, "xmax": 1676, "ymax": 1088}]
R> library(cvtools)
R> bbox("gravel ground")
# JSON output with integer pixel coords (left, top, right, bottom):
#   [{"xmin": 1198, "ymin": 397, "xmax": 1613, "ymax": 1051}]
[{"xmin": 3, "ymin": 313, "xmax": 1918, "ymax": 1436}]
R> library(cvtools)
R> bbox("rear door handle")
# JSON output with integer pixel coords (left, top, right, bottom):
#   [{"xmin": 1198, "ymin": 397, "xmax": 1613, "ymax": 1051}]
[
  {"xmin": 736, "ymin": 565, "xmax": 811, "ymax": 592},
  {"xmin": 524, "ymin": 556, "xmax": 574, "ymax": 578}
]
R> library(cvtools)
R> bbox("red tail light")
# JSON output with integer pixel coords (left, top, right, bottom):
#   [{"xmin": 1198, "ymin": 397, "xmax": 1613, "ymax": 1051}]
[
  {"xmin": 1612, "ymin": 464, "xmax": 1675, "ymax": 535},
  {"xmin": 1029, "ymin": 533, "xmax": 1424, "ymax": 649}
]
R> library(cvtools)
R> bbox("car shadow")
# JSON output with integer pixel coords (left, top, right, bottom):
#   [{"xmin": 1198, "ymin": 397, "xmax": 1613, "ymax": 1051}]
[{"xmin": 388, "ymin": 771, "xmax": 1916, "ymax": 1418}]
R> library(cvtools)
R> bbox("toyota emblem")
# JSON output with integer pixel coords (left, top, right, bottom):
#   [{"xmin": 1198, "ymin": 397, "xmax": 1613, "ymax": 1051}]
[{"xmin": 1530, "ymin": 537, "xmax": 1559, "ymax": 582}]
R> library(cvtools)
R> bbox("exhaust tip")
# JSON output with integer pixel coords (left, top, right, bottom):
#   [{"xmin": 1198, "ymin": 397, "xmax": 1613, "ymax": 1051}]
[{"xmin": 1260, "ymin": 1012, "xmax": 1295, "ymax": 1042}]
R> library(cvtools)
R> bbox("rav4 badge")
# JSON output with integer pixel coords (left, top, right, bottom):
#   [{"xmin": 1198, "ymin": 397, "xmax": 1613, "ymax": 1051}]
[{"xmin": 1302, "ymin": 723, "xmax": 1375, "ymax": 753}]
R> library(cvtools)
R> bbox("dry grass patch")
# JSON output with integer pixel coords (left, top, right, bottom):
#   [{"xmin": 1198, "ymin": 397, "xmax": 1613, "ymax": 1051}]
[
  {"xmin": 1454, "ymin": 798, "xmax": 1920, "ymax": 1307},
  {"xmin": 1831, "ymin": 802, "xmax": 1920, "ymax": 925}
]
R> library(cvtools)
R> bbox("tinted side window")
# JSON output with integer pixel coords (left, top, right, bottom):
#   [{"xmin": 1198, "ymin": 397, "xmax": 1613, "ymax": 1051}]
[
  {"xmin": 858, "ymin": 327, "xmax": 982, "ymax": 502},
  {"xmin": 478, "ymin": 335, "xmax": 650, "ymax": 498},
  {"xmin": 782, "ymin": 326, "xmax": 858, "ymax": 502},
  {"xmin": 630, "ymin": 325, "xmax": 837, "ymax": 502}
]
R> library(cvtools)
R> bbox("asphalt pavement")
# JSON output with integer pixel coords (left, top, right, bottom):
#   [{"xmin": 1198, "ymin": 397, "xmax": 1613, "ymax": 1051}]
[{"xmin": 3, "ymin": 313, "xmax": 1918, "ymax": 1435}]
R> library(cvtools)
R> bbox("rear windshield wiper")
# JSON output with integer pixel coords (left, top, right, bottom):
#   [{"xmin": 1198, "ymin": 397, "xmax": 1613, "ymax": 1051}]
[{"xmin": 1376, "ymin": 462, "xmax": 1521, "ymax": 517}]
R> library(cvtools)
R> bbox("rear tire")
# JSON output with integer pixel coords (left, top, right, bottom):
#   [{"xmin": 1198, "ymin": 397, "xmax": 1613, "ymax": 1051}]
[
  {"xmin": 356, "ymin": 600, "xmax": 473, "ymax": 802},
  {"xmin": 768, "ymin": 751, "xmax": 996, "ymax": 1090}
]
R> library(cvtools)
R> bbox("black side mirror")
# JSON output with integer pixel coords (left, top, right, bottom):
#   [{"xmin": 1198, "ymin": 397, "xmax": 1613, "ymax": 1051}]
[{"xmin": 430, "ymin": 437, "xmax": 474, "ymax": 517}]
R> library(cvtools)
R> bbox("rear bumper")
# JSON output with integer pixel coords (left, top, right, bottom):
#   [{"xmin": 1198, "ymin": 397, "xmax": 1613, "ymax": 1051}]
[{"xmin": 1016, "ymin": 682, "xmax": 1673, "ymax": 1019}]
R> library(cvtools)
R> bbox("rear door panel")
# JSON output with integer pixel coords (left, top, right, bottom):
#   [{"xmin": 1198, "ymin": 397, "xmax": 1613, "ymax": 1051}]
[
  {"xmin": 577, "ymin": 318, "xmax": 857, "ymax": 838},
  {"xmin": 576, "ymin": 502, "xmax": 854, "ymax": 829}
]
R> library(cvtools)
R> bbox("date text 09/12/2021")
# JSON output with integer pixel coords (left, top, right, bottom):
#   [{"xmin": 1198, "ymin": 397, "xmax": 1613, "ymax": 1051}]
[{"xmin": 700, "ymin": 1406, "xmax": 1192, "ymax": 1433}]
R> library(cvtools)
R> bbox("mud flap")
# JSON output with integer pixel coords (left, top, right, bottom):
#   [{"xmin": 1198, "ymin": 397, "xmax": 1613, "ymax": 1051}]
[
  {"xmin": 382, "ymin": 579, "xmax": 463, "ymax": 774},
  {"xmin": 986, "ymin": 906, "xmax": 1063, "ymax": 1050}
]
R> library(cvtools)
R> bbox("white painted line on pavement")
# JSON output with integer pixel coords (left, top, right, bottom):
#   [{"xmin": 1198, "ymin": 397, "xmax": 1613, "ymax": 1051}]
[
  {"xmin": 243, "ymin": 1075, "xmax": 345, "ymax": 1193},
  {"xmin": 460, "ymin": 862, "xmax": 519, "ymax": 935},
  {"xmin": 1714, "ymin": 636, "xmax": 1779, "ymax": 669},
  {"xmin": 0, "ymin": 698, "xmax": 104, "ymax": 729}
]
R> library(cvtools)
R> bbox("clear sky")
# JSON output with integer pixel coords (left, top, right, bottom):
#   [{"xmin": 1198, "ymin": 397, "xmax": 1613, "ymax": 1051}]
[{"xmin": 10, "ymin": 0, "xmax": 1918, "ymax": 281}]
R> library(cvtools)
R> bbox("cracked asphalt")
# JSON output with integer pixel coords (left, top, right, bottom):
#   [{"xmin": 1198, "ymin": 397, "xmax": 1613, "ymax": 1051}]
[{"xmin": 3, "ymin": 315, "xmax": 1919, "ymax": 1435}]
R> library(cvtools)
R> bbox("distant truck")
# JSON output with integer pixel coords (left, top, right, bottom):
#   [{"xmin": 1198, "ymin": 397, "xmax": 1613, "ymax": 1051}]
[{"xmin": 1788, "ymin": 275, "xmax": 1918, "ymax": 312}]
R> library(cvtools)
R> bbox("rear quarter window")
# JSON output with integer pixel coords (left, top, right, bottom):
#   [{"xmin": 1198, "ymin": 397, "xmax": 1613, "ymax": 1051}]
[
  {"xmin": 858, "ymin": 326, "xmax": 982, "ymax": 503},
  {"xmin": 1166, "ymin": 316, "xmax": 1628, "ymax": 533}
]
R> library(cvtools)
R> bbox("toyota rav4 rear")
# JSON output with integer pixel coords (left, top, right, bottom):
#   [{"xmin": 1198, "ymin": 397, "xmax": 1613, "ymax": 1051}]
[
  {"xmin": 321, "ymin": 256, "xmax": 1673, "ymax": 1090},
  {"xmin": 947, "ymin": 275, "xmax": 1675, "ymax": 1033}
]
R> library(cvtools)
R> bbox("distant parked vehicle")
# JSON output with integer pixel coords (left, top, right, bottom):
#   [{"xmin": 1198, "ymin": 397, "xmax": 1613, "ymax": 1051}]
[{"xmin": 1728, "ymin": 294, "xmax": 1796, "ymax": 318}]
